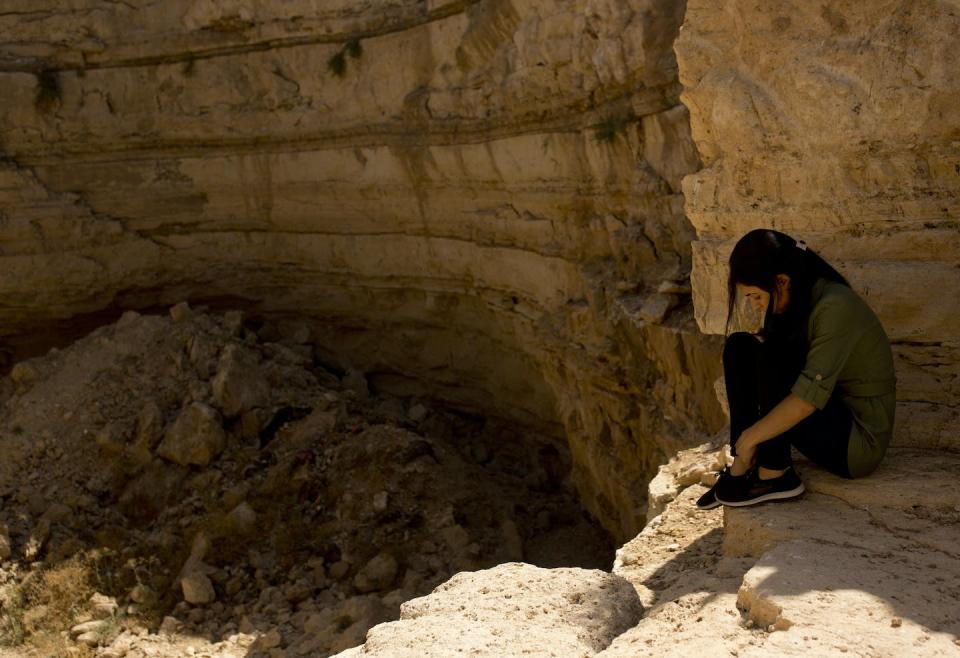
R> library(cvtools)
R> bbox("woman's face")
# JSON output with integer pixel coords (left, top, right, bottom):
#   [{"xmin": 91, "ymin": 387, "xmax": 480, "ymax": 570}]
[{"xmin": 737, "ymin": 275, "xmax": 790, "ymax": 314}]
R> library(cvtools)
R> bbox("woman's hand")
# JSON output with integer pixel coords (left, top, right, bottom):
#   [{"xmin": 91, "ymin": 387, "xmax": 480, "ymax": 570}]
[
  {"xmin": 729, "ymin": 428, "xmax": 759, "ymax": 476},
  {"xmin": 735, "ymin": 427, "xmax": 759, "ymax": 456}
]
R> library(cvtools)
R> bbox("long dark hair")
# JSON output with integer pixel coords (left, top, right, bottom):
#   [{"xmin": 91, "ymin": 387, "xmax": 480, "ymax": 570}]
[{"xmin": 726, "ymin": 229, "xmax": 849, "ymax": 341}]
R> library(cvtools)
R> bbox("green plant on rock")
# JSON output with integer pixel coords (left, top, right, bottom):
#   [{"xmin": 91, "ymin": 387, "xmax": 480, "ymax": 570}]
[{"xmin": 34, "ymin": 70, "xmax": 61, "ymax": 114}]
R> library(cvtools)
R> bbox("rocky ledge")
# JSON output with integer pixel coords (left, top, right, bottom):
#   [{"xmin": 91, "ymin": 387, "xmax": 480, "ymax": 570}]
[{"xmin": 341, "ymin": 442, "xmax": 960, "ymax": 657}]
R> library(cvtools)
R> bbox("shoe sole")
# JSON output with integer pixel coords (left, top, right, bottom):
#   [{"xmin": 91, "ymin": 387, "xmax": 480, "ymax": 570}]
[{"xmin": 715, "ymin": 483, "xmax": 805, "ymax": 507}]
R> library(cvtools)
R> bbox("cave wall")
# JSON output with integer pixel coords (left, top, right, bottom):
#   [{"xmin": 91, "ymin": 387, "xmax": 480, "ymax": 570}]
[
  {"xmin": 0, "ymin": 0, "xmax": 726, "ymax": 542},
  {"xmin": 677, "ymin": 0, "xmax": 960, "ymax": 450}
]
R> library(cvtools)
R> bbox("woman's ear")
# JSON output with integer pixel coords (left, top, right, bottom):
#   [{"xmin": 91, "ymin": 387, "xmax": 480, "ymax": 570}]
[{"xmin": 776, "ymin": 273, "xmax": 791, "ymax": 289}]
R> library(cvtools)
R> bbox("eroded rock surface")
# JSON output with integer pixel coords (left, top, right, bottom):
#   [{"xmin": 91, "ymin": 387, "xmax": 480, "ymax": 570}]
[
  {"xmin": 676, "ymin": 0, "xmax": 960, "ymax": 450},
  {"xmin": 336, "ymin": 563, "xmax": 643, "ymax": 658},
  {"xmin": 605, "ymin": 446, "xmax": 960, "ymax": 657}
]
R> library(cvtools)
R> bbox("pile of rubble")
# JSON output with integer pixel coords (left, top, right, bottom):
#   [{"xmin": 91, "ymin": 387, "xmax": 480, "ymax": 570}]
[{"xmin": 0, "ymin": 303, "xmax": 611, "ymax": 657}]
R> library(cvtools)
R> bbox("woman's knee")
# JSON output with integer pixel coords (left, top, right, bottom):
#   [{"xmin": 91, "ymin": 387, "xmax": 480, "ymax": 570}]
[{"xmin": 723, "ymin": 331, "xmax": 760, "ymax": 368}]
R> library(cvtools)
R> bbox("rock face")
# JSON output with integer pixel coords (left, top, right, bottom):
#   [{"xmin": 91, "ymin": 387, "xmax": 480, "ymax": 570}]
[
  {"xmin": 335, "ymin": 562, "xmax": 643, "ymax": 657},
  {"xmin": 676, "ymin": 0, "xmax": 960, "ymax": 450},
  {"xmin": 0, "ymin": 0, "xmax": 727, "ymax": 540}
]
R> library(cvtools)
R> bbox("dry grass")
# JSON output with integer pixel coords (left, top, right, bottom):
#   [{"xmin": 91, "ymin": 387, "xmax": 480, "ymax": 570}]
[{"xmin": 0, "ymin": 555, "xmax": 105, "ymax": 656}]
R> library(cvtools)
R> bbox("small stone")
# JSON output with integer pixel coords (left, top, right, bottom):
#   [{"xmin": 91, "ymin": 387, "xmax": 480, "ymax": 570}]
[
  {"xmin": 891, "ymin": 617, "xmax": 902, "ymax": 628},
  {"xmin": 10, "ymin": 362, "xmax": 40, "ymax": 387},
  {"xmin": 212, "ymin": 345, "xmax": 269, "ymax": 419},
  {"xmin": 24, "ymin": 517, "xmax": 51, "ymax": 561},
  {"xmin": 225, "ymin": 576, "xmax": 244, "ymax": 596},
  {"xmin": 283, "ymin": 578, "xmax": 313, "ymax": 604},
  {"xmin": 676, "ymin": 464, "xmax": 705, "ymax": 486},
  {"xmin": 170, "ymin": 302, "xmax": 193, "ymax": 322},
  {"xmin": 75, "ymin": 631, "xmax": 100, "ymax": 647},
  {"xmin": 353, "ymin": 552, "xmax": 398, "ymax": 593},
  {"xmin": 407, "ymin": 403, "xmax": 428, "ymax": 422},
  {"xmin": 238, "ymin": 615, "xmax": 256, "ymax": 634},
  {"xmin": 227, "ymin": 502, "xmax": 258, "ymax": 535},
  {"xmin": 657, "ymin": 280, "xmax": 692, "ymax": 295},
  {"xmin": 252, "ymin": 628, "xmax": 282, "ymax": 651},
  {"xmin": 0, "ymin": 523, "xmax": 11, "ymax": 560},
  {"xmin": 89, "ymin": 592, "xmax": 118, "ymax": 619},
  {"xmin": 441, "ymin": 524, "xmax": 471, "ymax": 552},
  {"xmin": 329, "ymin": 560, "xmax": 351, "ymax": 580},
  {"xmin": 372, "ymin": 491, "xmax": 388, "ymax": 512},
  {"xmin": 43, "ymin": 502, "xmax": 72, "ymax": 524},
  {"xmin": 130, "ymin": 584, "xmax": 156, "ymax": 604},
  {"xmin": 181, "ymin": 571, "xmax": 216, "ymax": 605},
  {"xmin": 70, "ymin": 620, "xmax": 106, "ymax": 638},
  {"xmin": 223, "ymin": 310, "xmax": 245, "ymax": 336},
  {"xmin": 99, "ymin": 648, "xmax": 126, "ymax": 658},
  {"xmin": 159, "ymin": 616, "xmax": 182, "ymax": 635},
  {"xmin": 94, "ymin": 425, "xmax": 126, "ymax": 456},
  {"xmin": 303, "ymin": 610, "xmax": 335, "ymax": 635},
  {"xmin": 665, "ymin": 543, "xmax": 680, "ymax": 552}
]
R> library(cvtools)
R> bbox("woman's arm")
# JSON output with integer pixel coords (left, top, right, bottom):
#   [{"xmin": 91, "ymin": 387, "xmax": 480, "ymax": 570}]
[{"xmin": 734, "ymin": 393, "xmax": 816, "ymax": 465}]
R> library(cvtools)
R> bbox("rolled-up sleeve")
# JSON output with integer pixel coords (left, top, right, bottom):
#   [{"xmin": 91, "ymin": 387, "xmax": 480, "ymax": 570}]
[{"xmin": 791, "ymin": 295, "xmax": 867, "ymax": 410}]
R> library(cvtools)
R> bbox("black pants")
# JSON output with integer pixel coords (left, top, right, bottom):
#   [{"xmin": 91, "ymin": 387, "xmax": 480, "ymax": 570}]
[{"xmin": 724, "ymin": 332, "xmax": 853, "ymax": 478}]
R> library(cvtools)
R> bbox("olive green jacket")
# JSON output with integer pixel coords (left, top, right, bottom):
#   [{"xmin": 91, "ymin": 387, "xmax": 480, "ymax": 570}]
[{"xmin": 790, "ymin": 278, "xmax": 897, "ymax": 477}]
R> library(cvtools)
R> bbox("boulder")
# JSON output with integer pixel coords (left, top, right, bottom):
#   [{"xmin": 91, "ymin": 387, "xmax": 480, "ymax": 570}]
[
  {"xmin": 337, "ymin": 563, "xmax": 642, "ymax": 657},
  {"xmin": 155, "ymin": 402, "xmax": 226, "ymax": 467},
  {"xmin": 353, "ymin": 553, "xmax": 399, "ymax": 593},
  {"xmin": 181, "ymin": 570, "xmax": 216, "ymax": 605},
  {"xmin": 212, "ymin": 344, "xmax": 270, "ymax": 418}
]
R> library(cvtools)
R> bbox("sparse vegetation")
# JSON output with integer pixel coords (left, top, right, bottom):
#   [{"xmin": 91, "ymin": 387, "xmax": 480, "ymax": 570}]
[
  {"xmin": 34, "ymin": 69, "xmax": 61, "ymax": 114},
  {"xmin": 327, "ymin": 50, "xmax": 347, "ymax": 78},
  {"xmin": 345, "ymin": 39, "xmax": 363, "ymax": 59},
  {"xmin": 328, "ymin": 38, "xmax": 363, "ymax": 78},
  {"xmin": 0, "ymin": 586, "xmax": 26, "ymax": 647},
  {"xmin": 593, "ymin": 113, "xmax": 636, "ymax": 144}
]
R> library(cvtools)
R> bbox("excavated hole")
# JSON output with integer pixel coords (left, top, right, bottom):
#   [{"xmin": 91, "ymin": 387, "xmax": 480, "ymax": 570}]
[{"xmin": 0, "ymin": 302, "xmax": 613, "ymax": 657}]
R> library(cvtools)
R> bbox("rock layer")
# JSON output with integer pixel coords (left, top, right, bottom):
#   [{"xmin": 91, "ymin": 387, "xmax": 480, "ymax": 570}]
[
  {"xmin": 0, "ymin": 0, "xmax": 726, "ymax": 540},
  {"xmin": 676, "ymin": 0, "xmax": 960, "ymax": 449}
]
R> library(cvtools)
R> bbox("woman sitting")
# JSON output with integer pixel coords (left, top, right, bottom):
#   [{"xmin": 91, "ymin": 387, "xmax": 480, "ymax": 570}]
[{"xmin": 698, "ymin": 229, "xmax": 897, "ymax": 509}]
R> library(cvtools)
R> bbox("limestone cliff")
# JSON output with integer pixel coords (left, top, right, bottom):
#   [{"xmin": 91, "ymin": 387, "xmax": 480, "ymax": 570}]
[
  {"xmin": 0, "ymin": 0, "xmax": 728, "ymax": 541},
  {"xmin": 677, "ymin": 0, "xmax": 960, "ymax": 450}
]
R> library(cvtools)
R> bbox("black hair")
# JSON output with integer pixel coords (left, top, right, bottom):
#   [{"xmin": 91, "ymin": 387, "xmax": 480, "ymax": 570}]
[{"xmin": 726, "ymin": 229, "xmax": 849, "ymax": 341}]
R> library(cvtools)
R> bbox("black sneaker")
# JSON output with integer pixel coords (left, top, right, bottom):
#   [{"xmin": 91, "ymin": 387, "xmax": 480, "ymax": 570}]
[
  {"xmin": 696, "ymin": 467, "xmax": 737, "ymax": 510},
  {"xmin": 715, "ymin": 467, "xmax": 805, "ymax": 507}
]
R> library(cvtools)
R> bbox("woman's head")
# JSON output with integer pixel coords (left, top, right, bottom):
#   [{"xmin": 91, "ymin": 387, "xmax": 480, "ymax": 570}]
[{"xmin": 726, "ymin": 229, "xmax": 849, "ymax": 337}]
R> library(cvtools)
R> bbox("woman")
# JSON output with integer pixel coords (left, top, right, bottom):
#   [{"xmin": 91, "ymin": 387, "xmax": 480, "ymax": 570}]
[{"xmin": 697, "ymin": 229, "xmax": 897, "ymax": 509}]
